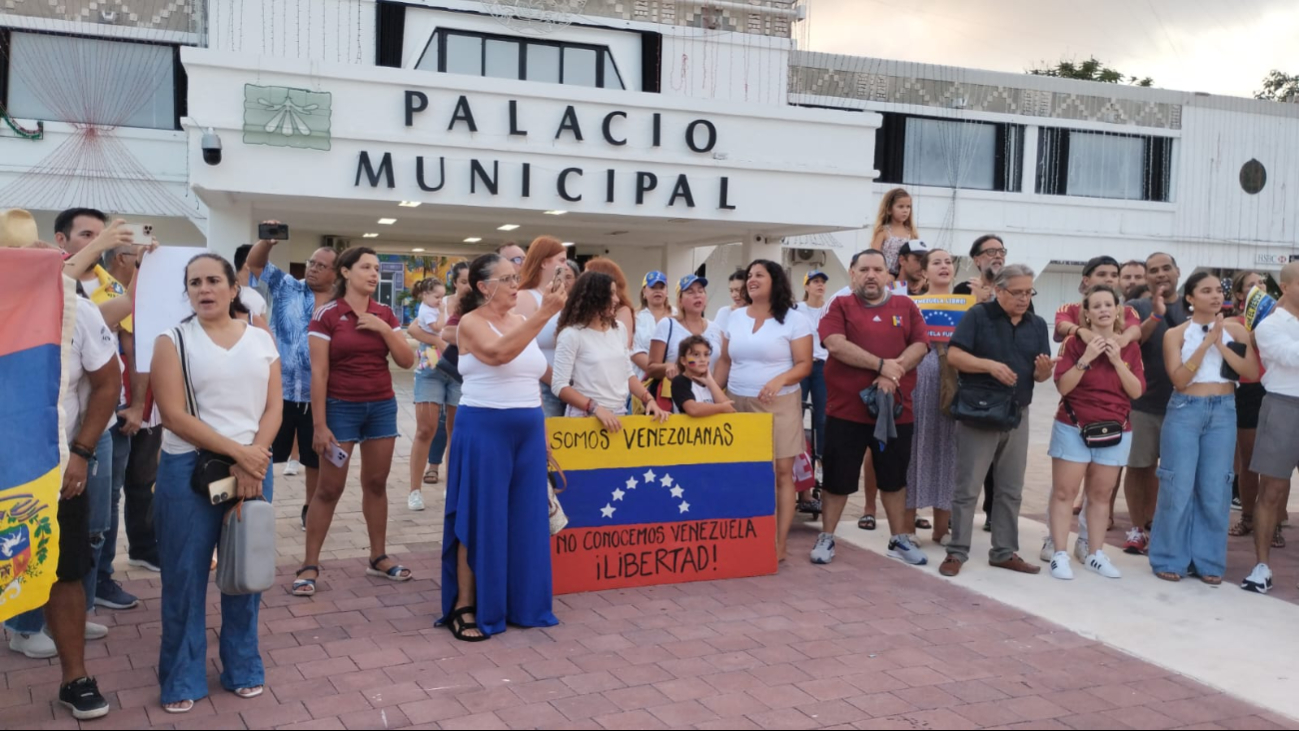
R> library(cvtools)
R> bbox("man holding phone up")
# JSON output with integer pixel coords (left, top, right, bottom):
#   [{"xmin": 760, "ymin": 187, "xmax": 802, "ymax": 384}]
[{"xmin": 246, "ymin": 221, "xmax": 337, "ymax": 529}]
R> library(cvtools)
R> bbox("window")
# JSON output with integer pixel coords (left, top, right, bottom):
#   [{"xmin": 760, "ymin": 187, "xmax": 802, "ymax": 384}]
[
  {"xmin": 4, "ymin": 31, "xmax": 178, "ymax": 130},
  {"xmin": 417, "ymin": 29, "xmax": 625, "ymax": 90},
  {"xmin": 1036, "ymin": 128, "xmax": 1173, "ymax": 202},
  {"xmin": 876, "ymin": 113, "xmax": 1023, "ymax": 192}
]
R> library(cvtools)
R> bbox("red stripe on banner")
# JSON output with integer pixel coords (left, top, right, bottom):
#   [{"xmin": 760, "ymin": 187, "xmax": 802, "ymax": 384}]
[
  {"xmin": 551, "ymin": 515, "xmax": 778, "ymax": 595},
  {"xmin": 0, "ymin": 250, "xmax": 65, "ymax": 359}
]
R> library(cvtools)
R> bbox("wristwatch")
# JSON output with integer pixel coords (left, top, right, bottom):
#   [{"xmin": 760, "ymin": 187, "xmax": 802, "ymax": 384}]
[{"xmin": 1075, "ymin": 361, "xmax": 1091, "ymax": 372}]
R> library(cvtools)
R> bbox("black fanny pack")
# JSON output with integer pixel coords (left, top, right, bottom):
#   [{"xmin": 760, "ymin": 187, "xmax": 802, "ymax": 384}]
[
  {"xmin": 1063, "ymin": 401, "xmax": 1124, "ymax": 449},
  {"xmin": 435, "ymin": 344, "xmax": 463, "ymax": 384},
  {"xmin": 950, "ymin": 380, "xmax": 1022, "ymax": 432}
]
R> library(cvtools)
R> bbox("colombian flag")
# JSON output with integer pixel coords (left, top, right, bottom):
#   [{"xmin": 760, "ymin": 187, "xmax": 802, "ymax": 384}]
[
  {"xmin": 547, "ymin": 414, "xmax": 776, "ymax": 595},
  {"xmin": 909, "ymin": 293, "xmax": 977, "ymax": 344},
  {"xmin": 0, "ymin": 250, "xmax": 72, "ymax": 621}
]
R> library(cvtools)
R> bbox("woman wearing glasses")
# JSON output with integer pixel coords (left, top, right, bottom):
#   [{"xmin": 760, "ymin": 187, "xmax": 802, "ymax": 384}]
[{"xmin": 440, "ymin": 254, "xmax": 565, "ymax": 641}]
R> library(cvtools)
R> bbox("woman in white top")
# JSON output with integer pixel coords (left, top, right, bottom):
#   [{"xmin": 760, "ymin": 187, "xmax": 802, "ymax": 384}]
[
  {"xmin": 642, "ymin": 274, "xmax": 723, "ymax": 382},
  {"xmin": 150, "ymin": 254, "xmax": 281, "ymax": 713},
  {"xmin": 583, "ymin": 258, "xmax": 636, "ymax": 349},
  {"xmin": 794, "ymin": 270, "xmax": 831, "ymax": 463},
  {"xmin": 1149, "ymin": 272, "xmax": 1258, "ymax": 584},
  {"xmin": 441, "ymin": 254, "xmax": 565, "ymax": 642},
  {"xmin": 513, "ymin": 236, "xmax": 570, "ymax": 417},
  {"xmin": 630, "ymin": 270, "xmax": 673, "ymax": 377},
  {"xmin": 712, "ymin": 269, "xmax": 748, "ymax": 334},
  {"xmin": 552, "ymin": 272, "xmax": 669, "ymax": 432},
  {"xmin": 715, "ymin": 260, "xmax": 814, "ymax": 562}
]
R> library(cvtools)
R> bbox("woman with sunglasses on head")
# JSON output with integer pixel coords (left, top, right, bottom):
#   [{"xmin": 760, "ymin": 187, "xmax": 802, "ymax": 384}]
[
  {"xmin": 1149, "ymin": 272, "xmax": 1258, "ymax": 584},
  {"xmin": 440, "ymin": 254, "xmax": 565, "ymax": 642},
  {"xmin": 294, "ymin": 247, "xmax": 416, "ymax": 597},
  {"xmin": 150, "ymin": 253, "xmax": 281, "ymax": 713}
]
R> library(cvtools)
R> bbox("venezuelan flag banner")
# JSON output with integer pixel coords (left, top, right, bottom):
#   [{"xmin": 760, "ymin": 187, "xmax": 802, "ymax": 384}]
[
  {"xmin": 909, "ymin": 293, "xmax": 977, "ymax": 344},
  {"xmin": 548, "ymin": 414, "xmax": 776, "ymax": 594},
  {"xmin": 0, "ymin": 250, "xmax": 72, "ymax": 622}
]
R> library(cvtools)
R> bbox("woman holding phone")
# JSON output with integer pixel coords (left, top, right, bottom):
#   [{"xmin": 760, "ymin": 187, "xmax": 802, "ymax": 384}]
[{"xmin": 294, "ymin": 247, "xmax": 416, "ymax": 597}]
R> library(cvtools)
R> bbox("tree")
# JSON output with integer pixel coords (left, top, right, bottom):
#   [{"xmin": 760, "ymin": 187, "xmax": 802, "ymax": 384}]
[
  {"xmin": 1255, "ymin": 70, "xmax": 1299, "ymax": 102},
  {"xmin": 1027, "ymin": 56, "xmax": 1153, "ymax": 87}
]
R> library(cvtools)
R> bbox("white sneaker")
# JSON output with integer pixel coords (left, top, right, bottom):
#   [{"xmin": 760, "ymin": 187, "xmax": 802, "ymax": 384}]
[
  {"xmin": 284, "ymin": 459, "xmax": 302, "ymax": 476},
  {"xmin": 1085, "ymin": 550, "xmax": 1121, "ymax": 579},
  {"xmin": 810, "ymin": 532, "xmax": 835, "ymax": 564},
  {"xmin": 1050, "ymin": 551, "xmax": 1073, "ymax": 580},
  {"xmin": 8, "ymin": 630, "xmax": 56, "ymax": 658},
  {"xmin": 887, "ymin": 535, "xmax": 928, "ymax": 566},
  {"xmin": 85, "ymin": 622, "xmax": 108, "ymax": 641},
  {"xmin": 1242, "ymin": 563, "xmax": 1273, "ymax": 594},
  {"xmin": 1073, "ymin": 536, "xmax": 1090, "ymax": 564},
  {"xmin": 407, "ymin": 490, "xmax": 426, "ymax": 512},
  {"xmin": 1040, "ymin": 537, "xmax": 1055, "ymax": 563},
  {"xmin": 127, "ymin": 557, "xmax": 161, "ymax": 572}
]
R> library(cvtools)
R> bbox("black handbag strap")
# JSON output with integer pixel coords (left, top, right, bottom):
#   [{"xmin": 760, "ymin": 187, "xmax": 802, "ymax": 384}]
[
  {"xmin": 662, "ymin": 319, "xmax": 674, "ymax": 365},
  {"xmin": 173, "ymin": 325, "xmax": 199, "ymax": 419}
]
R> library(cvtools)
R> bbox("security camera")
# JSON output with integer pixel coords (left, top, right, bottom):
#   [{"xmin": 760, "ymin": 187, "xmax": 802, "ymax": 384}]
[{"xmin": 201, "ymin": 128, "xmax": 222, "ymax": 166}]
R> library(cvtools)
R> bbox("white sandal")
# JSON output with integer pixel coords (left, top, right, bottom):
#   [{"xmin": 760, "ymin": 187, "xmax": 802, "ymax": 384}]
[
  {"xmin": 234, "ymin": 686, "xmax": 264, "ymax": 699},
  {"xmin": 163, "ymin": 699, "xmax": 195, "ymax": 714}
]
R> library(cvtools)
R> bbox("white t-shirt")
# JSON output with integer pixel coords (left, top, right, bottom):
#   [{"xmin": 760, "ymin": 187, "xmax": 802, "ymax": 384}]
[
  {"xmin": 1257, "ymin": 307, "xmax": 1299, "ymax": 398},
  {"xmin": 550, "ymin": 322, "xmax": 635, "ymax": 411},
  {"xmin": 646, "ymin": 316, "xmax": 724, "ymax": 367},
  {"xmin": 632, "ymin": 308, "xmax": 667, "ymax": 379},
  {"xmin": 160, "ymin": 319, "xmax": 280, "ymax": 454},
  {"xmin": 65, "ymin": 298, "xmax": 119, "ymax": 442},
  {"xmin": 416, "ymin": 303, "xmax": 440, "ymax": 333},
  {"xmin": 793, "ymin": 301, "xmax": 831, "ymax": 361},
  {"xmin": 239, "ymin": 287, "xmax": 268, "ymax": 318},
  {"xmin": 723, "ymin": 308, "xmax": 814, "ymax": 398},
  {"xmin": 712, "ymin": 305, "xmax": 732, "ymax": 335}
]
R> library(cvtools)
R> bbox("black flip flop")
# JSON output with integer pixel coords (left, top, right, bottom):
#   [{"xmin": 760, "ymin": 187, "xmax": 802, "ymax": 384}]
[
  {"xmin": 914, "ymin": 517, "xmax": 933, "ymax": 530},
  {"xmin": 858, "ymin": 514, "xmax": 876, "ymax": 531}
]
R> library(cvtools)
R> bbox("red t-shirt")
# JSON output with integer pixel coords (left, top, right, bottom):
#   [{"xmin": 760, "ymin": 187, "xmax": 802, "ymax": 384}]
[
  {"xmin": 820, "ymin": 293, "xmax": 930, "ymax": 424},
  {"xmin": 308, "ymin": 299, "xmax": 401, "ymax": 402},
  {"xmin": 1054, "ymin": 302, "xmax": 1142, "ymax": 343},
  {"xmin": 1053, "ymin": 336, "xmax": 1146, "ymax": 429}
]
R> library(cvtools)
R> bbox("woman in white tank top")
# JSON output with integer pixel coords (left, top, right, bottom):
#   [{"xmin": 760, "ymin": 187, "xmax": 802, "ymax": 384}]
[
  {"xmin": 440, "ymin": 254, "xmax": 565, "ymax": 643},
  {"xmin": 1150, "ymin": 272, "xmax": 1259, "ymax": 584}
]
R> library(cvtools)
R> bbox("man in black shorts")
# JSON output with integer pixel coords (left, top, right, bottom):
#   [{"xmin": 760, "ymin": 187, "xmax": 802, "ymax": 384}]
[{"xmin": 814, "ymin": 249, "xmax": 931, "ymax": 565}]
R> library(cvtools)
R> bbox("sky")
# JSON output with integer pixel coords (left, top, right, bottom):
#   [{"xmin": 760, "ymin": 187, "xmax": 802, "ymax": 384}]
[{"xmin": 802, "ymin": 0, "xmax": 1299, "ymax": 99}]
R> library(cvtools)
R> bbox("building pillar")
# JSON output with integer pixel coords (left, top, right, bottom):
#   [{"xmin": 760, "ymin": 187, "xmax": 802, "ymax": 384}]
[
  {"xmin": 740, "ymin": 235, "xmax": 783, "ymax": 267},
  {"xmin": 204, "ymin": 199, "xmax": 253, "ymax": 260}
]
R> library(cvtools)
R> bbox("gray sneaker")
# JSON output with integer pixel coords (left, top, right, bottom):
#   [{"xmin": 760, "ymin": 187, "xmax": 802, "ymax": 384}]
[
  {"xmin": 810, "ymin": 532, "xmax": 835, "ymax": 565},
  {"xmin": 887, "ymin": 535, "xmax": 928, "ymax": 566},
  {"xmin": 1073, "ymin": 536, "xmax": 1090, "ymax": 563}
]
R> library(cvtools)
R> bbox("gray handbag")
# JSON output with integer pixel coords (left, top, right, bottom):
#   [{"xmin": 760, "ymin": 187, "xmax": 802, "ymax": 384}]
[{"xmin": 215, "ymin": 498, "xmax": 276, "ymax": 595}]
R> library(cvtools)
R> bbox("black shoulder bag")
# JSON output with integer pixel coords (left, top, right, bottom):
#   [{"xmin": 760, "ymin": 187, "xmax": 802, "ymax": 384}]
[{"xmin": 175, "ymin": 325, "xmax": 237, "ymax": 503}]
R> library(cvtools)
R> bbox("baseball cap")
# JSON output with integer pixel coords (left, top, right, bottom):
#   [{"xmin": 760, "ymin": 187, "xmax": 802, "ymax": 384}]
[
  {"xmin": 677, "ymin": 274, "xmax": 708, "ymax": 295},
  {"xmin": 642, "ymin": 270, "xmax": 668, "ymax": 288},
  {"xmin": 897, "ymin": 240, "xmax": 929, "ymax": 258},
  {"xmin": 1082, "ymin": 255, "xmax": 1120, "ymax": 277},
  {"xmin": 803, "ymin": 270, "xmax": 829, "ymax": 286}
]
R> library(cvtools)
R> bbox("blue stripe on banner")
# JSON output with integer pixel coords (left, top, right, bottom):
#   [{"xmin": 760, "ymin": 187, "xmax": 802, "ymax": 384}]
[
  {"xmin": 561, "ymin": 461, "xmax": 775, "ymax": 530},
  {"xmin": 0, "ymin": 345, "xmax": 63, "ymax": 489},
  {"xmin": 921, "ymin": 309, "xmax": 965, "ymax": 328}
]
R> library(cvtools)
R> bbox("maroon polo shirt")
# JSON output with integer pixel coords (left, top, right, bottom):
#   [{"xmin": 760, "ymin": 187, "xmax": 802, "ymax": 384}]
[
  {"xmin": 819, "ymin": 292, "xmax": 930, "ymax": 425},
  {"xmin": 308, "ymin": 298, "xmax": 401, "ymax": 402}
]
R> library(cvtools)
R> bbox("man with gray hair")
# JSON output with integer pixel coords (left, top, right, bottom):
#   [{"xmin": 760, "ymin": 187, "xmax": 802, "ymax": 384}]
[{"xmin": 940, "ymin": 264, "xmax": 1053, "ymax": 577}]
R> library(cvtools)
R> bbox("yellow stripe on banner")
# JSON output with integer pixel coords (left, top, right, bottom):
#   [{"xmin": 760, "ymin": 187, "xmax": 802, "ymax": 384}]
[
  {"xmin": 0, "ymin": 467, "xmax": 62, "ymax": 623},
  {"xmin": 546, "ymin": 413, "xmax": 774, "ymax": 471}
]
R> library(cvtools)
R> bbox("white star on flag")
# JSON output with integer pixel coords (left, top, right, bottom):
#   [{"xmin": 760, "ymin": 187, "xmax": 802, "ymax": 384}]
[
  {"xmin": 643, "ymin": 468, "xmax": 656, "ymax": 483},
  {"xmin": 601, "ymin": 503, "xmax": 616, "ymax": 518},
  {"xmin": 612, "ymin": 488, "xmax": 625, "ymax": 501},
  {"xmin": 625, "ymin": 477, "xmax": 638, "ymax": 490},
  {"xmin": 670, "ymin": 485, "xmax": 684, "ymax": 499},
  {"xmin": 678, "ymin": 501, "xmax": 690, "ymax": 514},
  {"xmin": 660, "ymin": 474, "xmax": 674, "ymax": 487}
]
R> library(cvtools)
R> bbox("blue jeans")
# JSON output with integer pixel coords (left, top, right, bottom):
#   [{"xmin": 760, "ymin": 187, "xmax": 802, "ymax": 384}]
[
  {"xmin": 155, "ymin": 450, "xmax": 272, "ymax": 703},
  {"xmin": 428, "ymin": 406, "xmax": 448, "ymax": 467},
  {"xmin": 99, "ymin": 420, "xmax": 132, "ymax": 585},
  {"xmin": 1148, "ymin": 393, "xmax": 1236, "ymax": 578},
  {"xmin": 801, "ymin": 360, "xmax": 827, "ymax": 458},
  {"xmin": 4, "ymin": 430, "xmax": 113, "ymax": 634}
]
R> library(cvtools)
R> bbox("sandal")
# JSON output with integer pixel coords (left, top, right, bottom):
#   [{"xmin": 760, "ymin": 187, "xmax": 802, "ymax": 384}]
[
  {"xmin": 367, "ymin": 554, "xmax": 412, "ymax": 582},
  {"xmin": 1200, "ymin": 575, "xmax": 1223, "ymax": 586},
  {"xmin": 233, "ymin": 686, "xmax": 263, "ymax": 699},
  {"xmin": 292, "ymin": 565, "xmax": 319, "ymax": 597},
  {"xmin": 1155, "ymin": 571, "xmax": 1181, "ymax": 582},
  {"xmin": 858, "ymin": 514, "xmax": 876, "ymax": 531},
  {"xmin": 423, "ymin": 465, "xmax": 439, "ymax": 485},
  {"xmin": 447, "ymin": 606, "xmax": 489, "ymax": 643},
  {"xmin": 1273, "ymin": 526, "xmax": 1286, "ymax": 549},
  {"xmin": 163, "ymin": 699, "xmax": 195, "ymax": 714},
  {"xmin": 1229, "ymin": 515, "xmax": 1254, "ymax": 537},
  {"xmin": 914, "ymin": 517, "xmax": 932, "ymax": 530}
]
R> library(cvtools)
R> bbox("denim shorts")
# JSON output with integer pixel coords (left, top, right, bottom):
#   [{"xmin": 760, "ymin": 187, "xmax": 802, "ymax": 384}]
[
  {"xmin": 325, "ymin": 397, "xmax": 399, "ymax": 443},
  {"xmin": 414, "ymin": 368, "xmax": 462, "ymax": 406},
  {"xmin": 1048, "ymin": 419, "xmax": 1132, "ymax": 467}
]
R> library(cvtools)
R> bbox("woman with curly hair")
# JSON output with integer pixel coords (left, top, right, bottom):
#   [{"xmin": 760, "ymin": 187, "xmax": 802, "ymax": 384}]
[
  {"xmin": 714, "ymin": 260, "xmax": 814, "ymax": 561},
  {"xmin": 551, "ymin": 271, "xmax": 669, "ymax": 432},
  {"xmin": 582, "ymin": 258, "xmax": 636, "ymax": 348}
]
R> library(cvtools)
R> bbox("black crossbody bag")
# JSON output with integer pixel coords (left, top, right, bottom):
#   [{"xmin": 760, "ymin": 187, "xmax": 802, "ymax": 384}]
[
  {"xmin": 950, "ymin": 312, "xmax": 1024, "ymax": 432},
  {"xmin": 1062, "ymin": 400, "xmax": 1125, "ymax": 449},
  {"xmin": 174, "ymin": 326, "xmax": 237, "ymax": 504}
]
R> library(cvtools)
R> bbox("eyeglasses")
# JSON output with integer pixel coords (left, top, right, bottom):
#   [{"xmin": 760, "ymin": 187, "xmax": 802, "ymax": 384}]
[
  {"xmin": 509, "ymin": 256, "xmax": 525, "ymax": 266},
  {"xmin": 306, "ymin": 260, "xmax": 331, "ymax": 271},
  {"xmin": 489, "ymin": 274, "xmax": 521, "ymax": 285},
  {"xmin": 978, "ymin": 247, "xmax": 1008, "ymax": 258},
  {"xmin": 1003, "ymin": 288, "xmax": 1037, "ymax": 300}
]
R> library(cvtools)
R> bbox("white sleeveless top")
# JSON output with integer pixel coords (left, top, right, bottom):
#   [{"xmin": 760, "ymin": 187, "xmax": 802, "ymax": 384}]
[
  {"xmin": 527, "ymin": 290, "xmax": 562, "ymax": 366},
  {"xmin": 1181, "ymin": 322, "xmax": 1234, "ymax": 385},
  {"xmin": 460, "ymin": 321, "xmax": 549, "ymax": 409}
]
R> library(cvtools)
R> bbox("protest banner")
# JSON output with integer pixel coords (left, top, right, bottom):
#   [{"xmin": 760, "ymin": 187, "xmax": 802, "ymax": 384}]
[
  {"xmin": 909, "ymin": 293, "xmax": 976, "ymax": 343},
  {"xmin": 548, "ymin": 413, "xmax": 776, "ymax": 595},
  {"xmin": 133, "ymin": 246, "xmax": 204, "ymax": 372},
  {"xmin": 0, "ymin": 250, "xmax": 74, "ymax": 621},
  {"xmin": 1243, "ymin": 285, "xmax": 1276, "ymax": 331}
]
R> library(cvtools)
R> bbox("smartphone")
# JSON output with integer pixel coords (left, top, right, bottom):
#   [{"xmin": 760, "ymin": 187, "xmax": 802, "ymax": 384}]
[
  {"xmin": 258, "ymin": 222, "xmax": 290, "ymax": 241},
  {"xmin": 324, "ymin": 442, "xmax": 348, "ymax": 468},
  {"xmin": 207, "ymin": 475, "xmax": 236, "ymax": 505},
  {"xmin": 123, "ymin": 223, "xmax": 153, "ymax": 243},
  {"xmin": 551, "ymin": 266, "xmax": 565, "ymax": 290}
]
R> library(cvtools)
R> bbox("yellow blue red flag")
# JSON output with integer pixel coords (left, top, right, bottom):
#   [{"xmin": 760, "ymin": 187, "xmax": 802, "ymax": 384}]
[{"xmin": 909, "ymin": 293, "xmax": 977, "ymax": 343}]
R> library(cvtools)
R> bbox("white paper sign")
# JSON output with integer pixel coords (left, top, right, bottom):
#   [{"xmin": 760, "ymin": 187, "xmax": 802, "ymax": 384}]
[{"xmin": 133, "ymin": 247, "xmax": 204, "ymax": 373}]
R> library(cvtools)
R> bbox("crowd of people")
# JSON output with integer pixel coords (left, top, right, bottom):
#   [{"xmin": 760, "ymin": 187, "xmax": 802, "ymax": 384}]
[{"xmin": 3, "ymin": 189, "xmax": 1298, "ymax": 720}]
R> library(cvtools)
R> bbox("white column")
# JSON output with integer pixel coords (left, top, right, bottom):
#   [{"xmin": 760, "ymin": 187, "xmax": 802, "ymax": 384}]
[
  {"xmin": 740, "ymin": 235, "xmax": 783, "ymax": 266},
  {"xmin": 204, "ymin": 199, "xmax": 253, "ymax": 260},
  {"xmin": 663, "ymin": 243, "xmax": 697, "ymax": 290}
]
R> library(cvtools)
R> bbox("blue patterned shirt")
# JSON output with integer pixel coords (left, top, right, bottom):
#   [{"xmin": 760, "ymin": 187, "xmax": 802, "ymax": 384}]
[{"xmin": 251, "ymin": 262, "xmax": 317, "ymax": 402}]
